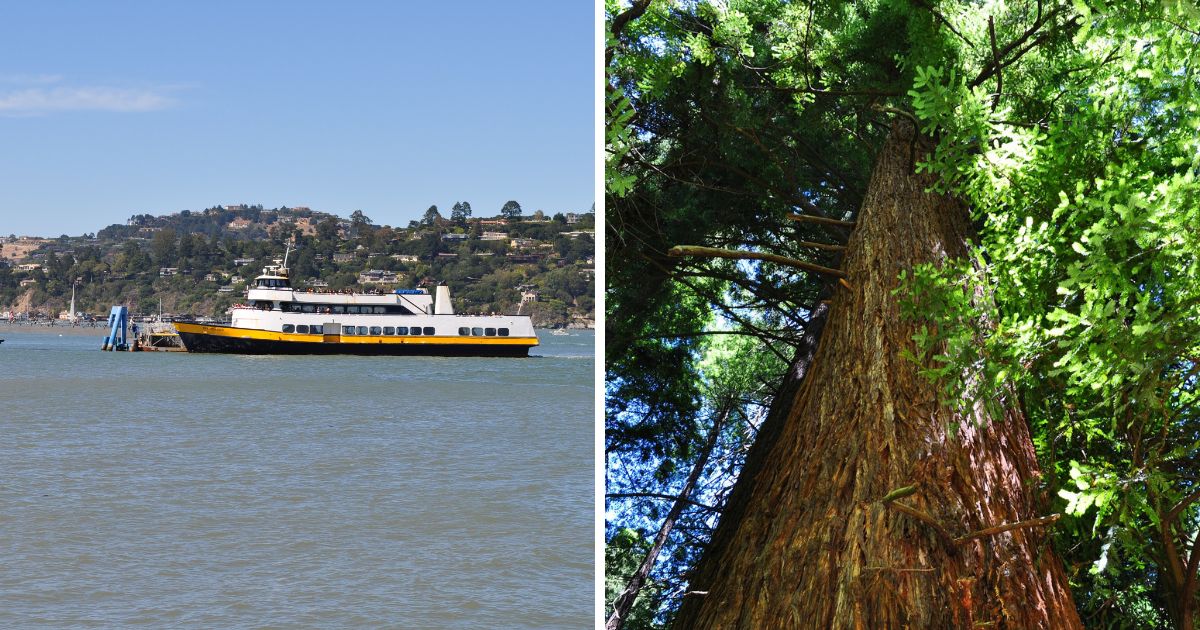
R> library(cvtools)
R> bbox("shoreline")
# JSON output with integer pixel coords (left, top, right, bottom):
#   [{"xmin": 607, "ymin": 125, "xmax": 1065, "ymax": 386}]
[{"xmin": 1, "ymin": 323, "xmax": 108, "ymax": 337}]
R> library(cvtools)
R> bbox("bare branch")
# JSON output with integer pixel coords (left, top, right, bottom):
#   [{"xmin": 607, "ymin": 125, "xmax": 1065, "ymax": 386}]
[
  {"xmin": 955, "ymin": 513, "xmax": 1061, "ymax": 543},
  {"xmin": 668, "ymin": 245, "xmax": 847, "ymax": 279},
  {"xmin": 988, "ymin": 15, "xmax": 1002, "ymax": 112},
  {"xmin": 788, "ymin": 213, "xmax": 857, "ymax": 229}
]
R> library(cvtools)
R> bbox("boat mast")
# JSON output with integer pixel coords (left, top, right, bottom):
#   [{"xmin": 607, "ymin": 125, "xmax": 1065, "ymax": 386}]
[{"xmin": 69, "ymin": 281, "xmax": 77, "ymax": 325}]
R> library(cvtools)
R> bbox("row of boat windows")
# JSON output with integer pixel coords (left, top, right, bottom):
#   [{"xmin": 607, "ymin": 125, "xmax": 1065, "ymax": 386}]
[
  {"xmin": 278, "ymin": 303, "xmax": 414, "ymax": 315},
  {"xmin": 457, "ymin": 327, "xmax": 509, "ymax": 337},
  {"xmin": 280, "ymin": 324, "xmax": 511, "ymax": 337}
]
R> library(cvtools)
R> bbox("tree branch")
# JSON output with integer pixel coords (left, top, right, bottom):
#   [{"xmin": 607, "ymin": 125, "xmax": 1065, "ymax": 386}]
[
  {"xmin": 788, "ymin": 213, "xmax": 857, "ymax": 229},
  {"xmin": 606, "ymin": 399, "xmax": 732, "ymax": 630},
  {"xmin": 955, "ymin": 513, "xmax": 1061, "ymax": 543},
  {"xmin": 606, "ymin": 492, "xmax": 719, "ymax": 512},
  {"xmin": 606, "ymin": 0, "xmax": 654, "ymax": 67},
  {"xmin": 795, "ymin": 240, "xmax": 847, "ymax": 252},
  {"xmin": 970, "ymin": 3, "xmax": 1066, "ymax": 88},
  {"xmin": 667, "ymin": 245, "xmax": 847, "ymax": 278},
  {"xmin": 887, "ymin": 500, "xmax": 958, "ymax": 550},
  {"xmin": 988, "ymin": 15, "xmax": 1002, "ymax": 112}
]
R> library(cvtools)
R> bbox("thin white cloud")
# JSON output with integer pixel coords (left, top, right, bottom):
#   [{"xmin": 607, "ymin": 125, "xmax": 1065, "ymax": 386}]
[
  {"xmin": 0, "ymin": 86, "xmax": 175, "ymax": 115},
  {"xmin": 0, "ymin": 73, "xmax": 63, "ymax": 84}
]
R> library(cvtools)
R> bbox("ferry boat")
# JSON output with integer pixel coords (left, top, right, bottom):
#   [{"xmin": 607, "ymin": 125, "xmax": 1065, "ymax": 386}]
[{"xmin": 173, "ymin": 253, "xmax": 538, "ymax": 356}]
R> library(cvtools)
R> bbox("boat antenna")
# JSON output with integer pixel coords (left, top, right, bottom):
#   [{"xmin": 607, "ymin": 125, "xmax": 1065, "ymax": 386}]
[{"xmin": 282, "ymin": 242, "xmax": 291, "ymax": 272}]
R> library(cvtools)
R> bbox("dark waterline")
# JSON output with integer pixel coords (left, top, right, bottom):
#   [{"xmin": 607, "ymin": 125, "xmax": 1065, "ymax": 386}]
[{"xmin": 0, "ymin": 329, "xmax": 594, "ymax": 628}]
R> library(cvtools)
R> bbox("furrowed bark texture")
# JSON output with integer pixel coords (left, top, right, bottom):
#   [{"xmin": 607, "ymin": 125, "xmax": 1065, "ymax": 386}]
[{"xmin": 672, "ymin": 123, "xmax": 1082, "ymax": 629}]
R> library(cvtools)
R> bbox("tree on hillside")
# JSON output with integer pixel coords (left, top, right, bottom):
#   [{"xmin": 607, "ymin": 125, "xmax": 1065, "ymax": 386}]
[
  {"xmin": 500, "ymin": 200, "xmax": 522, "ymax": 221},
  {"xmin": 349, "ymin": 210, "xmax": 373, "ymax": 239},
  {"xmin": 423, "ymin": 205, "xmax": 442, "ymax": 226},
  {"xmin": 316, "ymin": 217, "xmax": 340, "ymax": 242},
  {"xmin": 607, "ymin": 1, "xmax": 1200, "ymax": 628},
  {"xmin": 150, "ymin": 228, "xmax": 177, "ymax": 268},
  {"xmin": 451, "ymin": 201, "xmax": 473, "ymax": 225},
  {"xmin": 178, "ymin": 233, "xmax": 195, "ymax": 262}
]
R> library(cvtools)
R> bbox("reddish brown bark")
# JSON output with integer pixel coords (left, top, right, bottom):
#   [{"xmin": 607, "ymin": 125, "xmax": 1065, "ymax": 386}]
[{"xmin": 672, "ymin": 123, "xmax": 1082, "ymax": 629}]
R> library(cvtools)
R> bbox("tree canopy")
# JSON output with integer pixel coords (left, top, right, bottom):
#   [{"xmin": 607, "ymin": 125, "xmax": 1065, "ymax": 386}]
[{"xmin": 606, "ymin": 0, "xmax": 1200, "ymax": 627}]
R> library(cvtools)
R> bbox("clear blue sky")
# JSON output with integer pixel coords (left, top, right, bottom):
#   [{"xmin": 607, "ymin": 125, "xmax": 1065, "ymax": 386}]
[{"xmin": 0, "ymin": 1, "xmax": 594, "ymax": 237}]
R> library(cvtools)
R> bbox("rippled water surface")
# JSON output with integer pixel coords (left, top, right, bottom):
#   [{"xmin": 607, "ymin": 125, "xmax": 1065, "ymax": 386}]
[{"xmin": 0, "ymin": 328, "xmax": 594, "ymax": 628}]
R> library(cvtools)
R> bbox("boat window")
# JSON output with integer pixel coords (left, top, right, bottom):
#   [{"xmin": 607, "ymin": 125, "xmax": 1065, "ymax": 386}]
[
  {"xmin": 301, "ymin": 304, "xmax": 314, "ymax": 313},
  {"xmin": 423, "ymin": 327, "xmax": 435, "ymax": 335},
  {"xmin": 296, "ymin": 325, "xmax": 309, "ymax": 334},
  {"xmin": 386, "ymin": 305, "xmax": 414, "ymax": 314},
  {"xmin": 485, "ymin": 327, "xmax": 496, "ymax": 336},
  {"xmin": 396, "ymin": 326, "xmax": 409, "ymax": 335},
  {"xmin": 369, "ymin": 326, "xmax": 382, "ymax": 335},
  {"xmin": 383, "ymin": 326, "xmax": 395, "ymax": 335},
  {"xmin": 357, "ymin": 326, "xmax": 368, "ymax": 335},
  {"xmin": 471, "ymin": 327, "xmax": 483, "ymax": 336},
  {"xmin": 410, "ymin": 327, "xmax": 421, "ymax": 336},
  {"xmin": 373, "ymin": 306, "xmax": 386, "ymax": 314},
  {"xmin": 343, "ymin": 327, "xmax": 355, "ymax": 336},
  {"xmin": 347, "ymin": 306, "xmax": 360, "ymax": 314},
  {"xmin": 332, "ymin": 305, "xmax": 345, "ymax": 314},
  {"xmin": 282, "ymin": 324, "xmax": 295, "ymax": 333},
  {"xmin": 498, "ymin": 328, "xmax": 509, "ymax": 336},
  {"xmin": 311, "ymin": 325, "xmax": 323, "ymax": 334},
  {"xmin": 458, "ymin": 327, "xmax": 470, "ymax": 336}
]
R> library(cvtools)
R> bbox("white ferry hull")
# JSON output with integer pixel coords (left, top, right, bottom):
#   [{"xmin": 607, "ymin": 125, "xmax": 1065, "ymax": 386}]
[{"xmin": 174, "ymin": 321, "xmax": 538, "ymax": 357}]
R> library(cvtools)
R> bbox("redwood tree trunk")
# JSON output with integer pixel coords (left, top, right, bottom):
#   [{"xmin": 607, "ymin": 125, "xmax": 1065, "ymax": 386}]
[{"xmin": 672, "ymin": 123, "xmax": 1082, "ymax": 629}]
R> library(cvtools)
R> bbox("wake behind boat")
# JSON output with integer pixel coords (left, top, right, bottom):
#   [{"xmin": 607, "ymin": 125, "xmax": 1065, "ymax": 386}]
[{"xmin": 172, "ymin": 251, "xmax": 538, "ymax": 357}]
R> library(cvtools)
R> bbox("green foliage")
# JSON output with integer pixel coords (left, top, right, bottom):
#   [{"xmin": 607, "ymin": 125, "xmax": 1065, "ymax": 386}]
[
  {"xmin": 605, "ymin": 85, "xmax": 637, "ymax": 198},
  {"xmin": 894, "ymin": 3, "xmax": 1200, "ymax": 623},
  {"xmin": 612, "ymin": 0, "xmax": 1200, "ymax": 625}
]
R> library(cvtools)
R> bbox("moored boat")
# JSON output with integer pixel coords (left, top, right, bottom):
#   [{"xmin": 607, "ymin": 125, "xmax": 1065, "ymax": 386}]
[{"xmin": 173, "ymin": 253, "xmax": 538, "ymax": 356}]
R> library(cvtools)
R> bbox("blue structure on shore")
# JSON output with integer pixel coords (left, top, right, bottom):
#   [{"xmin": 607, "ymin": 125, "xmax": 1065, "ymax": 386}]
[{"xmin": 102, "ymin": 306, "xmax": 128, "ymax": 351}]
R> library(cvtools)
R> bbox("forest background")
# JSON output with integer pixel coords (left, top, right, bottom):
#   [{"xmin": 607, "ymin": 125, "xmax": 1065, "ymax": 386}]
[{"xmin": 1, "ymin": 203, "xmax": 595, "ymax": 328}]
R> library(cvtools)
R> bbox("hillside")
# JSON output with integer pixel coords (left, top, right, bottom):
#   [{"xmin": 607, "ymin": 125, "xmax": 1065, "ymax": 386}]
[{"xmin": 1, "ymin": 204, "xmax": 594, "ymax": 328}]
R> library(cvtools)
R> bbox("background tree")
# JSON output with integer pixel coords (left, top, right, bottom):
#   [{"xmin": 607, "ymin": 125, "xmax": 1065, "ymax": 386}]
[
  {"xmin": 150, "ymin": 228, "xmax": 177, "ymax": 268},
  {"xmin": 422, "ymin": 205, "xmax": 442, "ymax": 226},
  {"xmin": 450, "ymin": 201, "xmax": 472, "ymax": 225},
  {"xmin": 349, "ymin": 210, "xmax": 372, "ymax": 238},
  {"xmin": 316, "ymin": 217, "xmax": 340, "ymax": 242},
  {"xmin": 500, "ymin": 200, "xmax": 522, "ymax": 221}
]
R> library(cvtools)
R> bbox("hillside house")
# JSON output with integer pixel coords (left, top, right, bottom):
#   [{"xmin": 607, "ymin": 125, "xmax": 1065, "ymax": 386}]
[{"xmin": 358, "ymin": 269, "xmax": 402, "ymax": 284}]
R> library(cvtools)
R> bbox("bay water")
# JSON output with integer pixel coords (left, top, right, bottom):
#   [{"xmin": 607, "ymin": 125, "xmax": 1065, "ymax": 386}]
[{"xmin": 0, "ymin": 327, "xmax": 594, "ymax": 628}]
